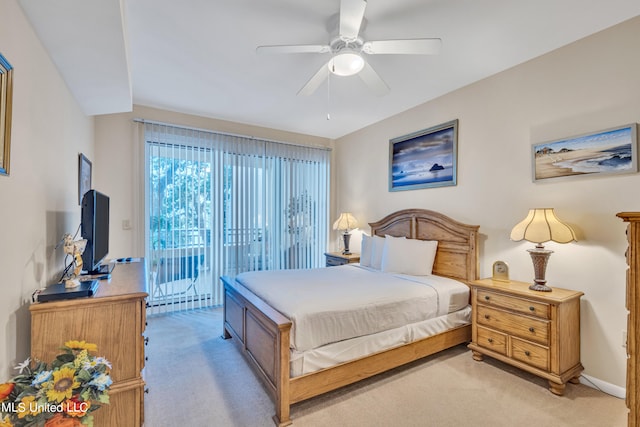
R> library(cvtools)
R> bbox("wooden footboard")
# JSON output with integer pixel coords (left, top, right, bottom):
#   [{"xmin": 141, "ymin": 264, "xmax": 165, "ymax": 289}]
[
  {"xmin": 222, "ymin": 276, "xmax": 293, "ymax": 426},
  {"xmin": 289, "ymin": 323, "xmax": 470, "ymax": 404}
]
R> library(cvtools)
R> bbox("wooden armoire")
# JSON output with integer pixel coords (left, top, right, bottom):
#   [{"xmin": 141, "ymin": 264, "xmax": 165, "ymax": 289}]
[{"xmin": 617, "ymin": 212, "xmax": 640, "ymax": 427}]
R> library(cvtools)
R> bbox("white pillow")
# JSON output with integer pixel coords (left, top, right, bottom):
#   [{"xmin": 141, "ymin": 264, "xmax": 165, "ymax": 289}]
[
  {"xmin": 370, "ymin": 235, "xmax": 386, "ymax": 270},
  {"xmin": 381, "ymin": 237, "xmax": 438, "ymax": 276},
  {"xmin": 360, "ymin": 234, "xmax": 372, "ymax": 267}
]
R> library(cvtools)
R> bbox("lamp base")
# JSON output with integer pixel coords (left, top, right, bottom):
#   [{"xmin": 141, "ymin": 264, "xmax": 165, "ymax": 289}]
[
  {"xmin": 529, "ymin": 282, "xmax": 553, "ymax": 292},
  {"xmin": 527, "ymin": 245, "xmax": 554, "ymax": 292},
  {"xmin": 342, "ymin": 232, "xmax": 352, "ymax": 255}
]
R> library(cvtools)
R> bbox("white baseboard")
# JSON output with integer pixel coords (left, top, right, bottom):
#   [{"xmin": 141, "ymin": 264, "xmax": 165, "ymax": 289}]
[{"xmin": 580, "ymin": 374, "xmax": 626, "ymax": 399}]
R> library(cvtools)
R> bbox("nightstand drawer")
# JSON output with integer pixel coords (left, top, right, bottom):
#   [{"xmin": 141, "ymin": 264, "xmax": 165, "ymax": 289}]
[
  {"xmin": 326, "ymin": 257, "xmax": 345, "ymax": 266},
  {"xmin": 511, "ymin": 337, "xmax": 549, "ymax": 371},
  {"xmin": 477, "ymin": 290, "xmax": 550, "ymax": 319},
  {"xmin": 477, "ymin": 305, "xmax": 550, "ymax": 345},
  {"xmin": 324, "ymin": 252, "xmax": 360, "ymax": 267},
  {"xmin": 476, "ymin": 326, "xmax": 507, "ymax": 355}
]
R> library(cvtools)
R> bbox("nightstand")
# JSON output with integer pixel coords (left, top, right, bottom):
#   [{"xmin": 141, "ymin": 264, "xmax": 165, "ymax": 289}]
[
  {"xmin": 324, "ymin": 252, "xmax": 360, "ymax": 267},
  {"xmin": 468, "ymin": 278, "xmax": 584, "ymax": 395}
]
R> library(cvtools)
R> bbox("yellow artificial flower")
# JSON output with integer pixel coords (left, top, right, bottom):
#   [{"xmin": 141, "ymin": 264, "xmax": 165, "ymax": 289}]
[
  {"xmin": 45, "ymin": 367, "xmax": 80, "ymax": 403},
  {"xmin": 64, "ymin": 340, "xmax": 98, "ymax": 353},
  {"xmin": 16, "ymin": 395, "xmax": 42, "ymax": 419},
  {"xmin": 0, "ymin": 415, "xmax": 13, "ymax": 427}
]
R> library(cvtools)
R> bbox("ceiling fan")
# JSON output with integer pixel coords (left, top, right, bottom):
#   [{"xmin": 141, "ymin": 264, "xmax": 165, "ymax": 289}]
[{"xmin": 257, "ymin": 0, "xmax": 442, "ymax": 96}]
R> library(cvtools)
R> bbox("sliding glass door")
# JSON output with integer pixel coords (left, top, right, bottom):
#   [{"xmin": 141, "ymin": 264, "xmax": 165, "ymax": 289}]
[{"xmin": 144, "ymin": 122, "xmax": 329, "ymax": 313}]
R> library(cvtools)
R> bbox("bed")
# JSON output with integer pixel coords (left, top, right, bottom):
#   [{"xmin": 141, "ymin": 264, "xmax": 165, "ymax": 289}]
[{"xmin": 221, "ymin": 209, "xmax": 479, "ymax": 426}]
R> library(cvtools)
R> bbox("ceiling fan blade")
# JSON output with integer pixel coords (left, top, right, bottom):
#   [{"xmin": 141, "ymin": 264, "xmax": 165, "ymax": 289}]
[
  {"xmin": 339, "ymin": 0, "xmax": 367, "ymax": 41},
  {"xmin": 358, "ymin": 62, "xmax": 389, "ymax": 96},
  {"xmin": 297, "ymin": 62, "xmax": 329, "ymax": 96},
  {"xmin": 257, "ymin": 44, "xmax": 330, "ymax": 54},
  {"xmin": 363, "ymin": 38, "xmax": 442, "ymax": 55}
]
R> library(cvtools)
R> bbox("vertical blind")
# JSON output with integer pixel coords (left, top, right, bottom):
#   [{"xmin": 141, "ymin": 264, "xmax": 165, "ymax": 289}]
[{"xmin": 144, "ymin": 122, "xmax": 330, "ymax": 314}]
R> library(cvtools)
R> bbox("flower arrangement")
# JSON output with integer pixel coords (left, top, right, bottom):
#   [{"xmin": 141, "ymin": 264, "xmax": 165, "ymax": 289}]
[{"xmin": 0, "ymin": 341, "xmax": 112, "ymax": 427}]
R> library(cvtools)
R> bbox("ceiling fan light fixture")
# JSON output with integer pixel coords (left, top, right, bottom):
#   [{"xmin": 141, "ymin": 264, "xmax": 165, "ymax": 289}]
[{"xmin": 328, "ymin": 51, "xmax": 364, "ymax": 76}]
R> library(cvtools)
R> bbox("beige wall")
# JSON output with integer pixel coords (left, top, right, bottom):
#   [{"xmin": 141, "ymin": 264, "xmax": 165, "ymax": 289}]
[
  {"xmin": 335, "ymin": 16, "xmax": 640, "ymax": 391},
  {"xmin": 0, "ymin": 0, "xmax": 95, "ymax": 378},
  {"xmin": 94, "ymin": 105, "xmax": 334, "ymax": 259}
]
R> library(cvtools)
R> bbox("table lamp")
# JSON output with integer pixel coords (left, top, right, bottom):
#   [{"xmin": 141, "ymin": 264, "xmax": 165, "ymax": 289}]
[
  {"xmin": 510, "ymin": 208, "xmax": 576, "ymax": 292},
  {"xmin": 333, "ymin": 212, "xmax": 359, "ymax": 255}
]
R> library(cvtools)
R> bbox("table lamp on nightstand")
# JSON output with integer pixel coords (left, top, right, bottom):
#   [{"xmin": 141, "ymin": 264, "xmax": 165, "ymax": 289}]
[
  {"xmin": 333, "ymin": 212, "xmax": 359, "ymax": 255},
  {"xmin": 510, "ymin": 208, "xmax": 576, "ymax": 292}
]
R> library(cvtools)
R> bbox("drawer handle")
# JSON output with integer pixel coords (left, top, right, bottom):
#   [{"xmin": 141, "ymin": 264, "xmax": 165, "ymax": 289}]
[
  {"xmin": 484, "ymin": 314, "xmax": 490, "ymax": 319},
  {"xmin": 144, "ymin": 337, "xmax": 149, "ymax": 345},
  {"xmin": 525, "ymin": 351, "xmax": 531, "ymax": 357},
  {"xmin": 529, "ymin": 306, "xmax": 535, "ymax": 312},
  {"xmin": 487, "ymin": 338, "xmax": 494, "ymax": 343},
  {"xmin": 484, "ymin": 295, "xmax": 490, "ymax": 301},
  {"xmin": 529, "ymin": 327, "xmax": 535, "ymax": 333}
]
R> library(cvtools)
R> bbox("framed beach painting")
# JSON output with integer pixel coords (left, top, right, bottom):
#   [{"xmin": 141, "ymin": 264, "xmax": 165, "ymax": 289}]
[
  {"xmin": 532, "ymin": 124, "xmax": 638, "ymax": 182},
  {"xmin": 389, "ymin": 119, "xmax": 458, "ymax": 191}
]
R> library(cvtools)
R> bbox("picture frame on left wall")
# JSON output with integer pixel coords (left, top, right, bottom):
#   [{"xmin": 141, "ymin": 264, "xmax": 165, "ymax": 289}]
[
  {"xmin": 0, "ymin": 52, "xmax": 14, "ymax": 176},
  {"xmin": 78, "ymin": 153, "xmax": 92, "ymax": 205}
]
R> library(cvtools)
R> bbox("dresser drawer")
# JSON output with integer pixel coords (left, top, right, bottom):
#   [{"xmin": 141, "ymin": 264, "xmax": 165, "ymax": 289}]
[
  {"xmin": 511, "ymin": 337, "xmax": 549, "ymax": 371},
  {"xmin": 476, "ymin": 326, "xmax": 507, "ymax": 355},
  {"xmin": 477, "ymin": 290, "xmax": 550, "ymax": 319},
  {"xmin": 477, "ymin": 305, "xmax": 550, "ymax": 345}
]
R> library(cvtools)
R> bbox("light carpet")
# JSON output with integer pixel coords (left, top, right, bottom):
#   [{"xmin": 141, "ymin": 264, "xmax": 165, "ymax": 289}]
[{"xmin": 143, "ymin": 307, "xmax": 626, "ymax": 427}]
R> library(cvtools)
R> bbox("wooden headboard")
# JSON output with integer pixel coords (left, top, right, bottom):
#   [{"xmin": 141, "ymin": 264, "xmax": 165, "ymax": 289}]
[{"xmin": 369, "ymin": 209, "xmax": 479, "ymax": 285}]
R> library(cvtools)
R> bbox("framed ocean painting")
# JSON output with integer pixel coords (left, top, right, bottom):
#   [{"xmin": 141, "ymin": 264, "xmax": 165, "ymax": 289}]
[
  {"xmin": 389, "ymin": 119, "xmax": 458, "ymax": 191},
  {"xmin": 532, "ymin": 124, "xmax": 638, "ymax": 182}
]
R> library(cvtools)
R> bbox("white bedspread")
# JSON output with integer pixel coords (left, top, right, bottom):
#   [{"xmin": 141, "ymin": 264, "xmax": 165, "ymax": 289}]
[{"xmin": 235, "ymin": 265, "xmax": 469, "ymax": 352}]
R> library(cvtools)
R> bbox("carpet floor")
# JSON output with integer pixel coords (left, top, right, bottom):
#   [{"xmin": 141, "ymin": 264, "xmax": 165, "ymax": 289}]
[{"xmin": 143, "ymin": 307, "xmax": 626, "ymax": 427}]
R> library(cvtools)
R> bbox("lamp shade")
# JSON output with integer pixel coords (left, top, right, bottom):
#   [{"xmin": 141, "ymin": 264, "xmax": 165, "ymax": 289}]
[
  {"xmin": 333, "ymin": 212, "xmax": 359, "ymax": 231},
  {"xmin": 510, "ymin": 208, "xmax": 576, "ymax": 244}
]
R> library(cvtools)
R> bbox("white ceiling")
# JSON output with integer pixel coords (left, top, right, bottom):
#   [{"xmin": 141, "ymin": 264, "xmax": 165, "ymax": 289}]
[{"xmin": 19, "ymin": 0, "xmax": 640, "ymax": 139}]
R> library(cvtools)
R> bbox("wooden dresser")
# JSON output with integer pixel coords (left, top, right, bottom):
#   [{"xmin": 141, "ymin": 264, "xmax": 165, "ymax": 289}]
[
  {"xmin": 617, "ymin": 212, "xmax": 640, "ymax": 427},
  {"xmin": 30, "ymin": 261, "xmax": 148, "ymax": 426},
  {"xmin": 468, "ymin": 278, "xmax": 583, "ymax": 395}
]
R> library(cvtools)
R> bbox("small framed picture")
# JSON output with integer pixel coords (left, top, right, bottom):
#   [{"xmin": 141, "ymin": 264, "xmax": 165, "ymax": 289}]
[{"xmin": 78, "ymin": 153, "xmax": 92, "ymax": 205}]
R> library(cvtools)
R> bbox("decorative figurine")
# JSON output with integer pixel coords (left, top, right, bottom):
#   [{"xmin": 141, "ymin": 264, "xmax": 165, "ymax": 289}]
[{"xmin": 62, "ymin": 233, "xmax": 87, "ymax": 289}]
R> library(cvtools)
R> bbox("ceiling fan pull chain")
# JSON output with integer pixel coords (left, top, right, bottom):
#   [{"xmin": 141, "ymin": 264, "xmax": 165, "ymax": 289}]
[{"xmin": 327, "ymin": 72, "xmax": 331, "ymax": 120}]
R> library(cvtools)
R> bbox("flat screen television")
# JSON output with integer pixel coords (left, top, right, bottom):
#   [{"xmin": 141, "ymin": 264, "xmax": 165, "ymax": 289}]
[{"xmin": 81, "ymin": 190, "xmax": 111, "ymax": 275}]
